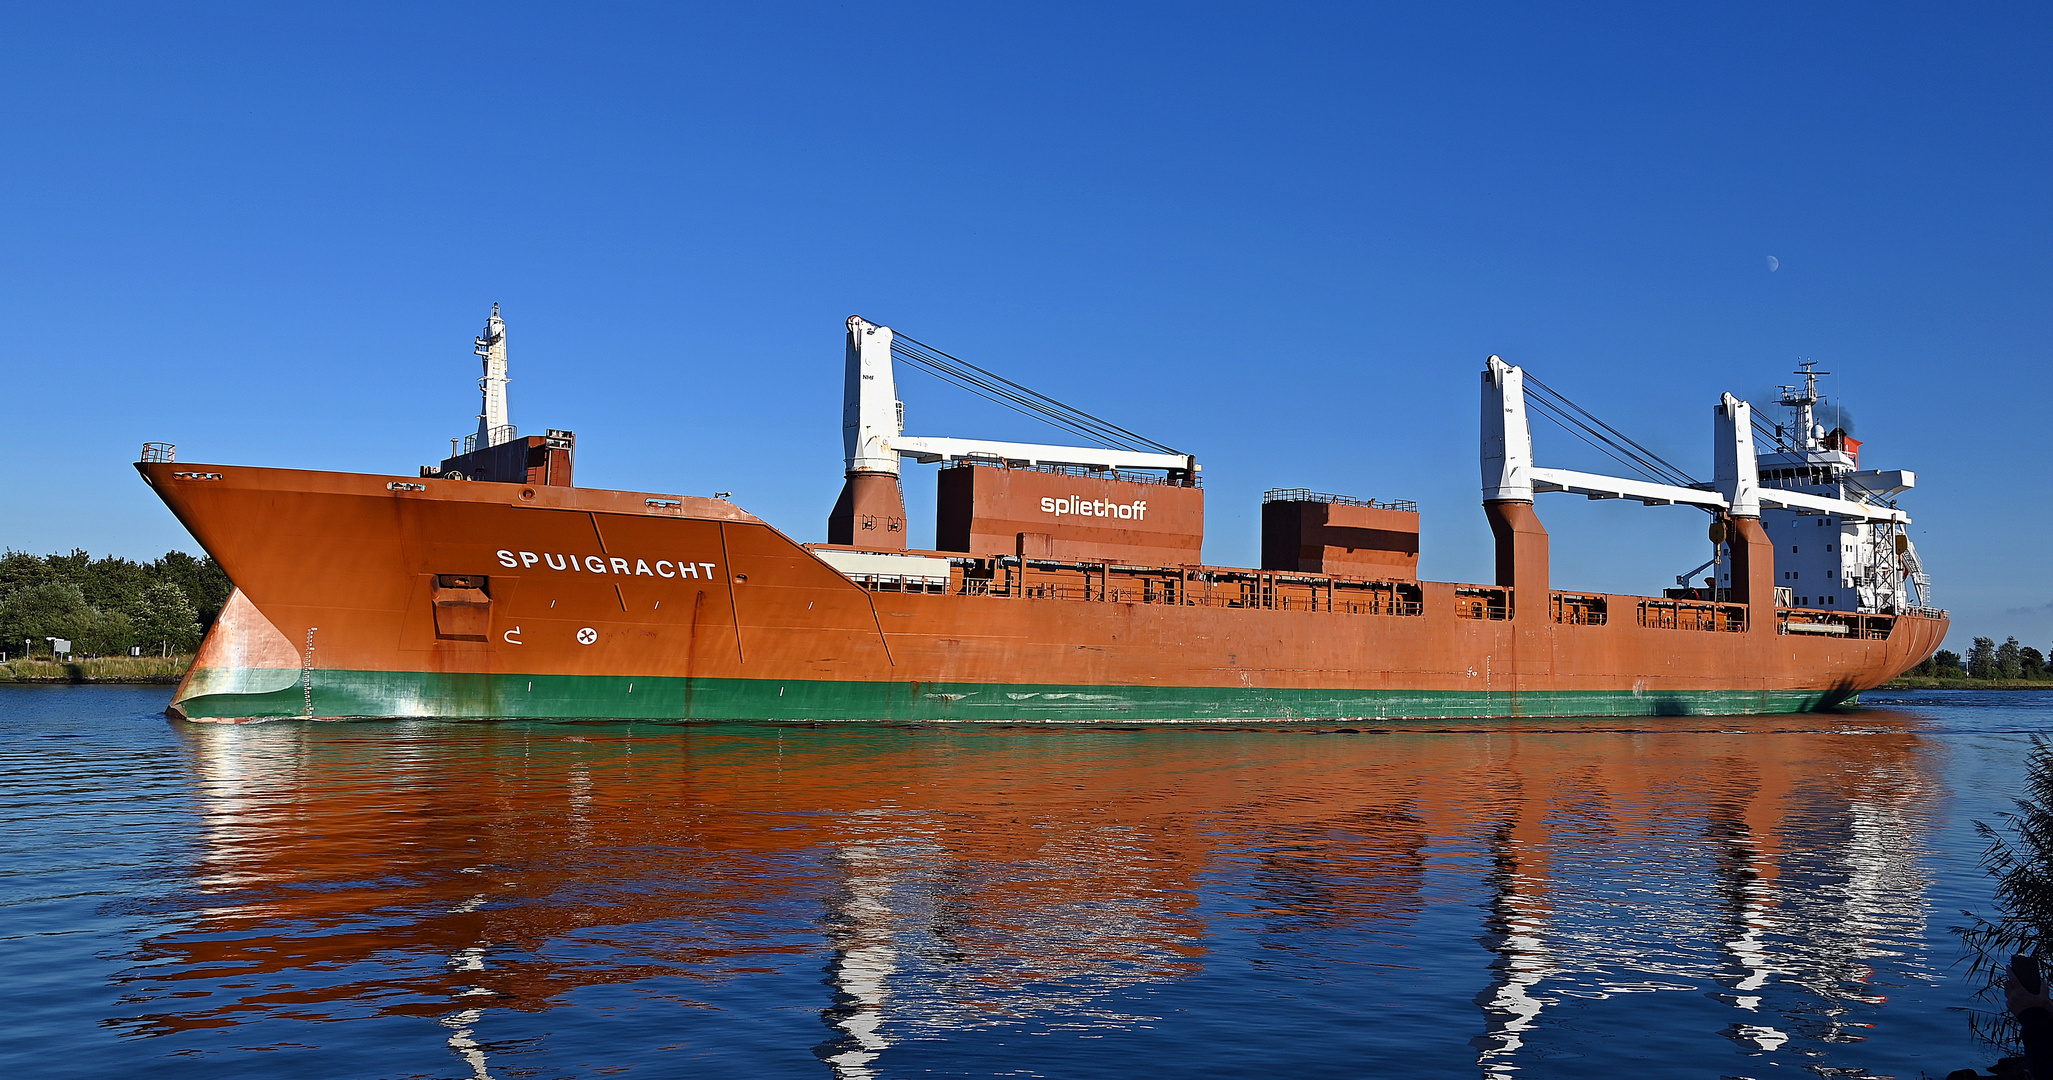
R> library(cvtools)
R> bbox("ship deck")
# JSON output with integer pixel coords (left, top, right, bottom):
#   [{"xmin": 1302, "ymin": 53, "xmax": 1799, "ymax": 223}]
[{"xmin": 806, "ymin": 543, "xmax": 1939, "ymax": 643}]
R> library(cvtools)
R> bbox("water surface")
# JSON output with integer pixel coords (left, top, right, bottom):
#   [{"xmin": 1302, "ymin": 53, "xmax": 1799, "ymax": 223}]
[{"xmin": 0, "ymin": 686, "xmax": 2040, "ymax": 1078}]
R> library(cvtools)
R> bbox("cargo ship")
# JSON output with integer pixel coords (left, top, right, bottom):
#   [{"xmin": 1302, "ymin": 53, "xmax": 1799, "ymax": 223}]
[{"xmin": 138, "ymin": 309, "xmax": 1946, "ymax": 722}]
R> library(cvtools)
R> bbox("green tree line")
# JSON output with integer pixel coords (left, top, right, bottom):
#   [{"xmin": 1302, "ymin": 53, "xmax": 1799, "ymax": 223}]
[
  {"xmin": 1908, "ymin": 636, "xmax": 2053, "ymax": 680},
  {"xmin": 0, "ymin": 549, "xmax": 232, "ymax": 659}
]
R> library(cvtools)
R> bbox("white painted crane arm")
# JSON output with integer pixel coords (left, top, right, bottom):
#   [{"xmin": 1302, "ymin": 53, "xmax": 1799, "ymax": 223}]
[
  {"xmin": 1529, "ymin": 468, "xmax": 1729, "ymax": 508},
  {"xmin": 1756, "ymin": 488, "xmax": 1909, "ymax": 523},
  {"xmin": 1530, "ymin": 466, "xmax": 1908, "ymax": 521},
  {"xmin": 894, "ymin": 435, "xmax": 1195, "ymax": 474}
]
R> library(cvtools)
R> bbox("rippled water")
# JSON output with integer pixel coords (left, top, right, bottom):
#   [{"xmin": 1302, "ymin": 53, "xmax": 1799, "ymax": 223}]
[{"xmin": 0, "ymin": 686, "xmax": 2041, "ymax": 1078}]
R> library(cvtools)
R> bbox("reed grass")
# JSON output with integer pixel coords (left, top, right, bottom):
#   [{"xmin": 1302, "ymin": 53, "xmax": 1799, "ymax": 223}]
[
  {"xmin": 0, "ymin": 655, "xmax": 192, "ymax": 683},
  {"xmin": 1954, "ymin": 737, "xmax": 2053, "ymax": 1052}
]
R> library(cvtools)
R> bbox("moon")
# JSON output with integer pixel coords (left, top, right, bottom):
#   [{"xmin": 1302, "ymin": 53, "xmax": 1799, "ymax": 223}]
[{"xmin": 1766, "ymin": 255, "xmax": 1780, "ymax": 272}]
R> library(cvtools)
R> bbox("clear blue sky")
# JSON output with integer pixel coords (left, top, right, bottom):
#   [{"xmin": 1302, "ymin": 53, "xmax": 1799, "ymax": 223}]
[{"xmin": 3, "ymin": 4, "xmax": 2046, "ymax": 652}]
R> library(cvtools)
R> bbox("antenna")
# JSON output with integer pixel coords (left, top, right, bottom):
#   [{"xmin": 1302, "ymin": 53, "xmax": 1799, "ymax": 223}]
[{"xmin": 1777, "ymin": 359, "xmax": 1831, "ymax": 449}]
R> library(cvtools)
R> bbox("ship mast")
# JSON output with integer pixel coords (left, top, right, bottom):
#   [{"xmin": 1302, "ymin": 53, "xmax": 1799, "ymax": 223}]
[
  {"xmin": 1776, "ymin": 361, "xmax": 1828, "ymax": 450},
  {"xmin": 475, "ymin": 303, "xmax": 513, "ymax": 447}
]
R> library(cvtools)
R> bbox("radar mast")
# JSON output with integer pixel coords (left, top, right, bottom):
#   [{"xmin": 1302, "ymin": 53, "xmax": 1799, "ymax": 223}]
[{"xmin": 1776, "ymin": 360, "xmax": 1829, "ymax": 449}]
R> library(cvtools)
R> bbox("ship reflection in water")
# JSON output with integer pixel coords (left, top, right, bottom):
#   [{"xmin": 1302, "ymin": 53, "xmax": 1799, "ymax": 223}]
[{"xmin": 115, "ymin": 716, "xmax": 1945, "ymax": 1077}]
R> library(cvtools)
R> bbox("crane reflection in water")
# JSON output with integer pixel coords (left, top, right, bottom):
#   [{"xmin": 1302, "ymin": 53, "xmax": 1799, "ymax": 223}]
[
  {"xmin": 1463, "ymin": 732, "xmax": 1933, "ymax": 1076},
  {"xmin": 110, "ymin": 714, "xmax": 1940, "ymax": 1076}
]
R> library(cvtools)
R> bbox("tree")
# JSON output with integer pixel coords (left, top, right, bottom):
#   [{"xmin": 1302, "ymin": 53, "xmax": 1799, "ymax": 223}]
[
  {"xmin": 0, "ymin": 550, "xmax": 53, "ymax": 595},
  {"xmin": 2023, "ymin": 647, "xmax": 2046, "ymax": 681},
  {"xmin": 0, "ymin": 550, "xmax": 234, "ymax": 653},
  {"xmin": 1969, "ymin": 637, "xmax": 1999, "ymax": 679},
  {"xmin": 74, "ymin": 608, "xmax": 135, "ymax": 657},
  {"xmin": 133, "ymin": 581, "xmax": 201, "ymax": 657},
  {"xmin": 151, "ymin": 551, "xmax": 232, "ymax": 630},
  {"xmin": 1934, "ymin": 649, "xmax": 1965, "ymax": 678},
  {"xmin": 0, "ymin": 582, "xmax": 95, "ymax": 655},
  {"xmin": 73, "ymin": 553, "xmax": 147, "ymax": 615},
  {"xmin": 1999, "ymin": 637, "xmax": 2025, "ymax": 680},
  {"xmin": 41, "ymin": 548, "xmax": 90, "ymax": 583}
]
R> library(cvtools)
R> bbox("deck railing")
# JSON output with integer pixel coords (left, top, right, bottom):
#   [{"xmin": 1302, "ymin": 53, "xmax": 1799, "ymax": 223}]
[
  {"xmin": 460, "ymin": 425, "xmax": 519, "ymax": 455},
  {"xmin": 1453, "ymin": 586, "xmax": 1511, "ymax": 620},
  {"xmin": 935, "ymin": 564, "xmax": 1425, "ymax": 613},
  {"xmin": 1551, "ymin": 593, "xmax": 1609, "ymax": 625},
  {"xmin": 943, "ymin": 458, "xmax": 1200, "ymax": 487},
  {"xmin": 853, "ymin": 560, "xmax": 1918, "ymax": 642},
  {"xmin": 1639, "ymin": 599, "xmax": 1747, "ymax": 632},
  {"xmin": 1261, "ymin": 488, "xmax": 1417, "ymax": 512},
  {"xmin": 1777, "ymin": 610, "xmax": 1896, "ymax": 639}
]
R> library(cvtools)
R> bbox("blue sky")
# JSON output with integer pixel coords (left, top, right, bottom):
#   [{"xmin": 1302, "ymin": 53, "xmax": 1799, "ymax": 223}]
[{"xmin": 2, "ymin": 4, "xmax": 2046, "ymax": 651}]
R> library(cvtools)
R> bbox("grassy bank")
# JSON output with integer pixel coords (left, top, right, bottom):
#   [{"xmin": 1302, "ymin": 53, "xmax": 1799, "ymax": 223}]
[
  {"xmin": 1878, "ymin": 676, "xmax": 2053, "ymax": 690},
  {"xmin": 0, "ymin": 655, "xmax": 192, "ymax": 684}
]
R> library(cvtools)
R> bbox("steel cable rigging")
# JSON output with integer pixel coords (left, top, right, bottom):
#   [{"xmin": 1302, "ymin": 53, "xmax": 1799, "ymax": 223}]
[
  {"xmin": 1752, "ymin": 415, "xmax": 1786, "ymax": 450},
  {"xmin": 1522, "ymin": 373, "xmax": 1703, "ymax": 489},
  {"xmin": 888, "ymin": 333, "xmax": 1183, "ymax": 456},
  {"xmin": 1527, "ymin": 377, "xmax": 1894, "ymax": 517}
]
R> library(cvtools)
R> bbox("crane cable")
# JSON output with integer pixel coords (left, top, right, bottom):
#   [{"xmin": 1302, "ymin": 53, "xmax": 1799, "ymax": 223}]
[
  {"xmin": 888, "ymin": 332, "xmax": 1182, "ymax": 456},
  {"xmin": 1522, "ymin": 373, "xmax": 1702, "ymax": 489}
]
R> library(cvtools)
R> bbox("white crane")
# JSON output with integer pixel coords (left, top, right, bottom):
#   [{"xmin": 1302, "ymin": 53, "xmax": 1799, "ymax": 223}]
[
  {"xmin": 843, "ymin": 316, "xmax": 1196, "ymax": 476},
  {"xmin": 1481, "ymin": 356, "xmax": 1907, "ymax": 524}
]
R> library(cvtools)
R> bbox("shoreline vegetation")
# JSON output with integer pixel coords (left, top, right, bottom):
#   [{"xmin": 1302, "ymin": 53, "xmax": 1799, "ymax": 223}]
[
  {"xmin": 1, "ymin": 548, "xmax": 230, "ymax": 668},
  {"xmin": 1950, "ymin": 740, "xmax": 2053, "ymax": 1076},
  {"xmin": 1880, "ymin": 677, "xmax": 2053, "ymax": 690},
  {"xmin": 1891, "ymin": 637, "xmax": 2053, "ymax": 690},
  {"xmin": 0, "ymin": 654, "xmax": 193, "ymax": 684}
]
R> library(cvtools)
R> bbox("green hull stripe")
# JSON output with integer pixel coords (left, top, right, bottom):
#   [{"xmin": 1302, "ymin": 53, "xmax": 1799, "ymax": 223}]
[{"xmin": 173, "ymin": 668, "xmax": 1860, "ymax": 721}]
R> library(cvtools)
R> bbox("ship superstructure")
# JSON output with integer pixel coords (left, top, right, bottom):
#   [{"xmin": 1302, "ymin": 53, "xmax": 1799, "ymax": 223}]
[
  {"xmin": 136, "ymin": 311, "xmax": 1947, "ymax": 723},
  {"xmin": 1710, "ymin": 363, "xmax": 1929, "ymax": 614}
]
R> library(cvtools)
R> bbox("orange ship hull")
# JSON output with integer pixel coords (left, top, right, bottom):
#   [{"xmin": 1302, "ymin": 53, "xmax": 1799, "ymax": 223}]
[{"xmin": 139, "ymin": 461, "xmax": 1947, "ymax": 722}]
